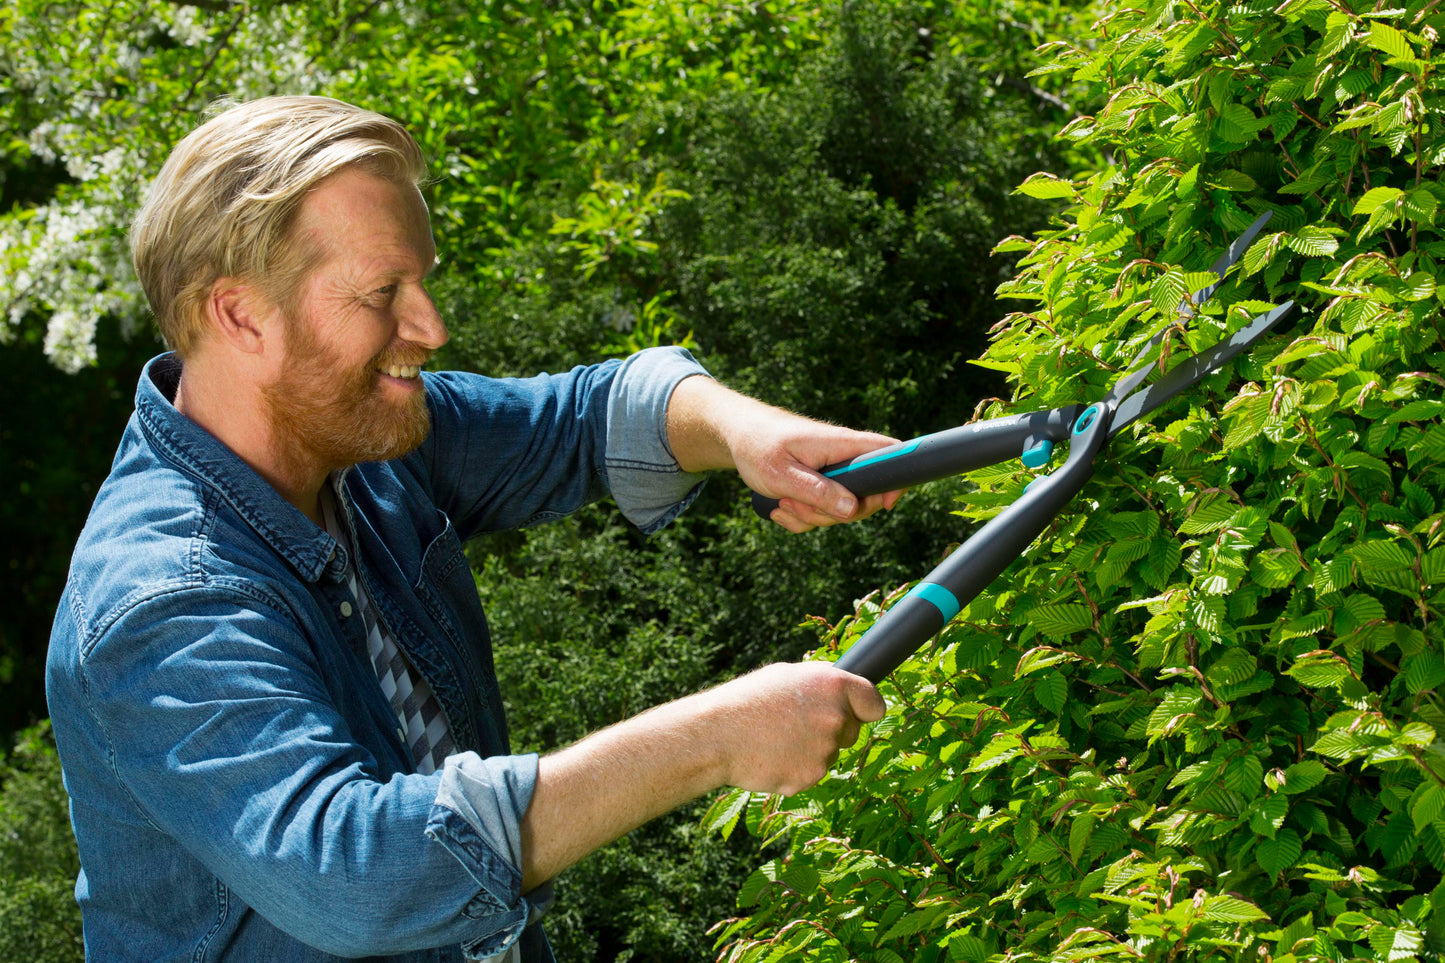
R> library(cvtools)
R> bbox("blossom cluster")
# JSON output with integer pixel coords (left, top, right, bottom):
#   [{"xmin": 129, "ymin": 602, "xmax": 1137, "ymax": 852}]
[{"xmin": 2, "ymin": 0, "xmax": 335, "ymax": 370}]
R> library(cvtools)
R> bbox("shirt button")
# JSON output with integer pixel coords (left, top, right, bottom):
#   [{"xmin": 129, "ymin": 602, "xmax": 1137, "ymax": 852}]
[{"xmin": 340, "ymin": 601, "xmax": 354, "ymax": 618}]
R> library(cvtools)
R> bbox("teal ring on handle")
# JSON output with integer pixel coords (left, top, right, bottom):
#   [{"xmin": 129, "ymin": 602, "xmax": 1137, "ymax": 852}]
[{"xmin": 905, "ymin": 582, "xmax": 961, "ymax": 623}]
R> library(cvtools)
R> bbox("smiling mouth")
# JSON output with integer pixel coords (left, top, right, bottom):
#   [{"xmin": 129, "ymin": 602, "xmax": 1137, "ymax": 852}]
[{"xmin": 383, "ymin": 364, "xmax": 423, "ymax": 379}]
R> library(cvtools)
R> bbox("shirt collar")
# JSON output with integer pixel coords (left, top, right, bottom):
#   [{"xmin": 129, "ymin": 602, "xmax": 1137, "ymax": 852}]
[{"xmin": 134, "ymin": 352, "xmax": 345, "ymax": 584}]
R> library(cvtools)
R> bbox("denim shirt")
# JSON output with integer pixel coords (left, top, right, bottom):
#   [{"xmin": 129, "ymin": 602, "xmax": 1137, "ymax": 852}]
[{"xmin": 46, "ymin": 347, "xmax": 709, "ymax": 962}]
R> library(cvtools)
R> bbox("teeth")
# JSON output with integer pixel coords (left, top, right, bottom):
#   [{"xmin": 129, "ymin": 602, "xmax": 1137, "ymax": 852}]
[{"xmin": 385, "ymin": 365, "xmax": 421, "ymax": 379}]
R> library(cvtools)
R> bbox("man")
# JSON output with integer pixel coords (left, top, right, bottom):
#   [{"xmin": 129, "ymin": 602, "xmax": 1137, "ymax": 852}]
[{"xmin": 47, "ymin": 96, "xmax": 899, "ymax": 961}]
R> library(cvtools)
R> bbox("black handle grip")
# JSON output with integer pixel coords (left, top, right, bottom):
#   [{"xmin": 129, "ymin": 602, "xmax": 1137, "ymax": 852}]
[
  {"xmin": 750, "ymin": 406, "xmax": 1082, "ymax": 519},
  {"xmin": 834, "ymin": 401, "xmax": 1111, "ymax": 682}
]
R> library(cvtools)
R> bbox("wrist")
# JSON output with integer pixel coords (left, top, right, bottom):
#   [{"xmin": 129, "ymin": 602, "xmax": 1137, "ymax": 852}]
[{"xmin": 667, "ymin": 375, "xmax": 762, "ymax": 474}]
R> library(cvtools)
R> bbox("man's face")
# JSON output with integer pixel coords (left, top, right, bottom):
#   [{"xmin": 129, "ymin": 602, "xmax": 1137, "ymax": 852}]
[{"xmin": 262, "ymin": 167, "xmax": 448, "ymax": 471}]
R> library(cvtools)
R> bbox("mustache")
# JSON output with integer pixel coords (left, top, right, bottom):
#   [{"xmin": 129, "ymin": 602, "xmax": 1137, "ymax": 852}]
[{"xmin": 373, "ymin": 346, "xmax": 433, "ymax": 370}]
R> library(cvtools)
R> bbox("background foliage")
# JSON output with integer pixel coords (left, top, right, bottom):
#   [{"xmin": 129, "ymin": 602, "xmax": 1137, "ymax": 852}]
[
  {"xmin": 0, "ymin": 0, "xmax": 1083, "ymax": 959},
  {"xmin": 710, "ymin": 0, "xmax": 1445, "ymax": 960}
]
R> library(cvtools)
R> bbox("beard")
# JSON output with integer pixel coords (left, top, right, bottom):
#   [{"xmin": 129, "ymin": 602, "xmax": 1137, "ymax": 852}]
[{"xmin": 262, "ymin": 315, "xmax": 433, "ymax": 475}]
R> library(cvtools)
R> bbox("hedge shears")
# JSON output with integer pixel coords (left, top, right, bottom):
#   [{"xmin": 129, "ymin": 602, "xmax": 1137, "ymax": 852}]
[{"xmin": 753, "ymin": 211, "xmax": 1296, "ymax": 683}]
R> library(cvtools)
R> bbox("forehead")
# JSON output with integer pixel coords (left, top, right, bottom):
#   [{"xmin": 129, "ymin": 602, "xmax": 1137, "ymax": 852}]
[{"xmin": 294, "ymin": 167, "xmax": 435, "ymax": 271}]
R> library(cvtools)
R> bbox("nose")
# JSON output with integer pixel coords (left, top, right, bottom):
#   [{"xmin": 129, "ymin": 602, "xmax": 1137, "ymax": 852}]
[{"xmin": 400, "ymin": 285, "xmax": 449, "ymax": 351}]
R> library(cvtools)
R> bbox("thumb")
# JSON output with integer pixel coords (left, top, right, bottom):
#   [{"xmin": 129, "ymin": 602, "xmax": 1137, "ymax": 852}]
[
  {"xmin": 843, "ymin": 673, "xmax": 887, "ymax": 723},
  {"xmin": 773, "ymin": 463, "xmax": 859, "ymax": 520}
]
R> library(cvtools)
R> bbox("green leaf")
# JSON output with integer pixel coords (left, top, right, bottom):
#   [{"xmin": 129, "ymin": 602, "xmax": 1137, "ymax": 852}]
[
  {"xmin": 1312, "ymin": 728, "xmax": 1374, "ymax": 760},
  {"xmin": 1202, "ymin": 895, "xmax": 1269, "ymax": 922},
  {"xmin": 1179, "ymin": 494, "xmax": 1239, "ymax": 534},
  {"xmin": 739, "ymin": 860, "xmax": 781, "ymax": 908},
  {"xmin": 946, "ymin": 933, "xmax": 990, "ymax": 963},
  {"xmin": 881, "ymin": 907, "xmax": 944, "ymax": 942},
  {"xmin": 1252, "ymin": 548, "xmax": 1303, "ymax": 589},
  {"xmin": 1251, "ymin": 793, "xmax": 1289, "ymax": 837},
  {"xmin": 1015, "ymin": 646, "xmax": 1077, "ymax": 676},
  {"xmin": 1147, "ymin": 687, "xmax": 1203, "ymax": 740},
  {"xmin": 1243, "ymin": 231, "xmax": 1286, "ymax": 274},
  {"xmin": 1223, "ymin": 392, "xmax": 1269, "ymax": 449},
  {"xmin": 1016, "ymin": 174, "xmax": 1078, "ymax": 200},
  {"xmin": 1340, "ymin": 593, "xmax": 1387, "ymax": 627},
  {"xmin": 1029, "ymin": 604, "xmax": 1095, "ymax": 640},
  {"xmin": 1225, "ymin": 753, "xmax": 1265, "ymax": 794},
  {"xmin": 1282, "ymin": 760, "xmax": 1328, "ymax": 794},
  {"xmin": 1257, "ymin": 828, "xmax": 1303, "ymax": 877},
  {"xmin": 1368, "ymin": 923, "xmax": 1424, "ymax": 961},
  {"xmin": 1189, "ymin": 596, "xmax": 1225, "ymax": 635},
  {"xmin": 701, "ymin": 788, "xmax": 754, "ymax": 840},
  {"xmin": 1380, "ymin": 811, "xmax": 1419, "ymax": 867},
  {"xmin": 1353, "ymin": 186, "xmax": 1405, "ymax": 216},
  {"xmin": 1069, "ymin": 813, "xmax": 1096, "ymax": 864},
  {"xmin": 1207, "ymin": 649, "xmax": 1259, "ymax": 688},
  {"xmin": 1034, "ymin": 671, "xmax": 1068, "ymax": 714},
  {"xmin": 1411, "ymin": 784, "xmax": 1444, "ymax": 832},
  {"xmin": 1149, "ymin": 269, "xmax": 1190, "ymax": 315},
  {"xmin": 966, "ymin": 734, "xmax": 1024, "ymax": 773},
  {"xmin": 1319, "ymin": 12, "xmax": 1355, "ymax": 59},
  {"xmin": 1351, "ymin": 540, "xmax": 1413, "ymax": 575},
  {"xmin": 1405, "ymin": 653, "xmax": 1445, "ymax": 693},
  {"xmin": 1287, "ymin": 652, "xmax": 1353, "ymax": 689},
  {"xmin": 1405, "ymin": 189, "xmax": 1438, "ymax": 225},
  {"xmin": 1367, "ymin": 21, "xmax": 1412, "ymax": 59},
  {"xmin": 1217, "ymin": 103, "xmax": 1263, "ymax": 142},
  {"xmin": 1286, "ymin": 225, "xmax": 1340, "ymax": 257}
]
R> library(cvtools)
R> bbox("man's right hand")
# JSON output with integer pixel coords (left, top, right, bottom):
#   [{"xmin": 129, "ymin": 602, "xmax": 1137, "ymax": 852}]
[
  {"xmin": 700, "ymin": 662, "xmax": 887, "ymax": 797},
  {"xmin": 519, "ymin": 661, "xmax": 886, "ymax": 892}
]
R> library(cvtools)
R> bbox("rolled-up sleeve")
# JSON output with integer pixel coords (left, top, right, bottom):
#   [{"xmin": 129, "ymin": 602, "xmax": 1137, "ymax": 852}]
[
  {"xmin": 603, "ymin": 346, "xmax": 711, "ymax": 533},
  {"xmin": 428, "ymin": 752, "xmax": 554, "ymax": 961}
]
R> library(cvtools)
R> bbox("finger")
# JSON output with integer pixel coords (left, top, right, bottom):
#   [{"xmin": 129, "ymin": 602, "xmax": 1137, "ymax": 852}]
[
  {"xmin": 774, "ymin": 500, "xmax": 839, "ymax": 531},
  {"xmin": 768, "ymin": 464, "xmax": 859, "ymax": 521},
  {"xmin": 851, "ymin": 490, "xmax": 906, "ymax": 520},
  {"xmin": 844, "ymin": 676, "xmax": 887, "ymax": 723},
  {"xmin": 768, "ymin": 505, "xmax": 817, "ymax": 535}
]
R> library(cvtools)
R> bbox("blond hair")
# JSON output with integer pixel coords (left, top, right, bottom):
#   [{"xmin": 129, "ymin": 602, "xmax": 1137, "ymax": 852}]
[{"xmin": 130, "ymin": 95, "xmax": 428, "ymax": 357}]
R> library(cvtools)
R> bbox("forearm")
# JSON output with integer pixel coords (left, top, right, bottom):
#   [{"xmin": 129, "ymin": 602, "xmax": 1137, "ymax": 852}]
[
  {"xmin": 516, "ymin": 661, "xmax": 886, "ymax": 894},
  {"xmin": 517, "ymin": 691, "xmax": 727, "ymax": 893}
]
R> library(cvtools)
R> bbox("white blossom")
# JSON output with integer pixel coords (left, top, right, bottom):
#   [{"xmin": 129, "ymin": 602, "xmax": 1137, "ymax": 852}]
[{"xmin": 0, "ymin": 0, "xmax": 368, "ymax": 370}]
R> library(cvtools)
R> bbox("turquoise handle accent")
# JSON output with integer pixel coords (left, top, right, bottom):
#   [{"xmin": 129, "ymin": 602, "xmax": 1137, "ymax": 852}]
[
  {"xmin": 1021, "ymin": 439, "xmax": 1054, "ymax": 469},
  {"xmin": 1073, "ymin": 405, "xmax": 1100, "ymax": 435},
  {"xmin": 824, "ymin": 439, "xmax": 921, "ymax": 478},
  {"xmin": 905, "ymin": 582, "xmax": 961, "ymax": 622}
]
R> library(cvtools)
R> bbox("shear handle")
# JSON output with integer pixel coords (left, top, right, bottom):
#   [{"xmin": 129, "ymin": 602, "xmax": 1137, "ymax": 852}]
[
  {"xmin": 834, "ymin": 400, "xmax": 1112, "ymax": 683},
  {"xmin": 750, "ymin": 405, "xmax": 1084, "ymax": 520}
]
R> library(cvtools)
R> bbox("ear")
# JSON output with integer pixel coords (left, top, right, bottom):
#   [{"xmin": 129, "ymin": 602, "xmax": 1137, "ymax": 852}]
[{"xmin": 203, "ymin": 279, "xmax": 280, "ymax": 356}]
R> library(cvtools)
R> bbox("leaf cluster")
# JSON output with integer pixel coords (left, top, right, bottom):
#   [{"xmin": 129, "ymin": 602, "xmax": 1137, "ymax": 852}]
[{"xmin": 713, "ymin": 0, "xmax": 1445, "ymax": 960}]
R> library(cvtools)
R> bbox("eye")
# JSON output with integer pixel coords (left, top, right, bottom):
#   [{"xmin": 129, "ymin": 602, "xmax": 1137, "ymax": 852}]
[{"xmin": 365, "ymin": 284, "xmax": 398, "ymax": 307}]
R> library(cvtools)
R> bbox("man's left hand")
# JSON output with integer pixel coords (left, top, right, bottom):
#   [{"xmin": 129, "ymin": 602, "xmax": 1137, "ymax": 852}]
[{"xmin": 667, "ymin": 375, "xmax": 904, "ymax": 533}]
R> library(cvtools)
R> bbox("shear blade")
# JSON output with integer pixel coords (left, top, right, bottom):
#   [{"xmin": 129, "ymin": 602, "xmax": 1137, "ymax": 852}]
[
  {"xmin": 1108, "ymin": 301, "xmax": 1295, "ymax": 437},
  {"xmin": 1104, "ymin": 210, "xmax": 1275, "ymax": 407},
  {"xmin": 1185, "ymin": 210, "xmax": 1276, "ymax": 313}
]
